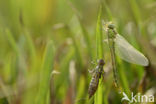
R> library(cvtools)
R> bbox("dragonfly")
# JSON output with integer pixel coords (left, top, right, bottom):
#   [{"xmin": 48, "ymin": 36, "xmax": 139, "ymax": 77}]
[
  {"xmin": 102, "ymin": 21, "xmax": 149, "ymax": 87},
  {"xmin": 88, "ymin": 59, "xmax": 105, "ymax": 99}
]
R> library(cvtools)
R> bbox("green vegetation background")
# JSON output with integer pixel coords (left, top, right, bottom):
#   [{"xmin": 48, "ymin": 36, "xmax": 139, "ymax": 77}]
[{"xmin": 0, "ymin": 0, "xmax": 156, "ymax": 104}]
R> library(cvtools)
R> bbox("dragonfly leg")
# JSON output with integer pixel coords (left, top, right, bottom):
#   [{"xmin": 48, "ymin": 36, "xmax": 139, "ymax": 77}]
[
  {"xmin": 99, "ymin": 71, "xmax": 105, "ymax": 85},
  {"xmin": 88, "ymin": 65, "xmax": 99, "ymax": 75},
  {"xmin": 102, "ymin": 71, "xmax": 105, "ymax": 80},
  {"xmin": 88, "ymin": 68, "xmax": 96, "ymax": 75},
  {"xmin": 90, "ymin": 60, "xmax": 96, "ymax": 65},
  {"xmin": 88, "ymin": 60, "xmax": 97, "ymax": 75}
]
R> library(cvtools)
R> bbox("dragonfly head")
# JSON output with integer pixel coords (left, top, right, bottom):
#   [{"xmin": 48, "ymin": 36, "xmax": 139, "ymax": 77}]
[
  {"xmin": 98, "ymin": 59, "xmax": 105, "ymax": 66},
  {"xmin": 108, "ymin": 24, "xmax": 115, "ymax": 29}
]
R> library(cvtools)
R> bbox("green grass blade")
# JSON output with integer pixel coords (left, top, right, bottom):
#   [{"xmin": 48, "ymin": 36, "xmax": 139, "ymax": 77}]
[
  {"xmin": 0, "ymin": 79, "xmax": 10, "ymax": 104},
  {"xmin": 102, "ymin": 1, "xmax": 113, "ymax": 21},
  {"xmin": 5, "ymin": 29, "xmax": 20, "ymax": 83},
  {"xmin": 5, "ymin": 29, "xmax": 20, "ymax": 57},
  {"xmin": 116, "ymin": 57, "xmax": 131, "ymax": 97},
  {"xmin": 128, "ymin": 0, "xmax": 142, "ymax": 25},
  {"xmin": 95, "ymin": 5, "xmax": 104, "ymax": 104},
  {"xmin": 65, "ymin": 0, "xmax": 93, "ymax": 58},
  {"xmin": 55, "ymin": 48, "xmax": 74, "ymax": 100},
  {"xmin": 79, "ymin": 20, "xmax": 93, "ymax": 59},
  {"xmin": 96, "ymin": 6, "xmax": 104, "ymax": 59},
  {"xmin": 35, "ymin": 40, "xmax": 54, "ymax": 104},
  {"xmin": 67, "ymin": 26, "xmax": 84, "ymax": 69},
  {"xmin": 24, "ymin": 30, "xmax": 36, "ymax": 73}
]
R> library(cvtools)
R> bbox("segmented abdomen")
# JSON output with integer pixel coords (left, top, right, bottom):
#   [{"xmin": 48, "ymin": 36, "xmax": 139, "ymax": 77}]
[{"xmin": 88, "ymin": 73, "xmax": 100, "ymax": 99}]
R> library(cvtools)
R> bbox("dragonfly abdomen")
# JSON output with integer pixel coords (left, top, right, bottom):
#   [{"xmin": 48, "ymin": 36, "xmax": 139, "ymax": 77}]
[{"xmin": 88, "ymin": 73, "xmax": 100, "ymax": 99}]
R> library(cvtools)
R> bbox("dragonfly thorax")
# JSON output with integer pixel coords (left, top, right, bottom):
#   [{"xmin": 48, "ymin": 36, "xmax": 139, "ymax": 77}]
[{"xmin": 108, "ymin": 29, "xmax": 116, "ymax": 39}]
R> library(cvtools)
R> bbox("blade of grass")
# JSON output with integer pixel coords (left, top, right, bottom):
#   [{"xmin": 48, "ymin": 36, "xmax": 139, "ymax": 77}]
[
  {"xmin": 66, "ymin": 26, "xmax": 84, "ymax": 70},
  {"xmin": 22, "ymin": 30, "xmax": 37, "ymax": 104},
  {"xmin": 128, "ymin": 0, "xmax": 142, "ymax": 25},
  {"xmin": 95, "ymin": 5, "xmax": 104, "ymax": 104},
  {"xmin": 66, "ymin": 0, "xmax": 94, "ymax": 58},
  {"xmin": 35, "ymin": 40, "xmax": 54, "ymax": 104},
  {"xmin": 75, "ymin": 75, "xmax": 86, "ymax": 103},
  {"xmin": 0, "ymin": 79, "xmax": 10, "ymax": 104},
  {"xmin": 96, "ymin": 6, "xmax": 104, "ymax": 59},
  {"xmin": 79, "ymin": 20, "xmax": 93, "ymax": 59},
  {"xmin": 5, "ymin": 29, "xmax": 20, "ymax": 83},
  {"xmin": 55, "ymin": 48, "xmax": 74, "ymax": 101},
  {"xmin": 103, "ymin": 73, "xmax": 113, "ymax": 104},
  {"xmin": 102, "ymin": 1, "xmax": 113, "ymax": 21},
  {"xmin": 5, "ymin": 29, "xmax": 20, "ymax": 57},
  {"xmin": 116, "ymin": 57, "xmax": 130, "ymax": 96},
  {"xmin": 24, "ymin": 30, "xmax": 36, "ymax": 73}
]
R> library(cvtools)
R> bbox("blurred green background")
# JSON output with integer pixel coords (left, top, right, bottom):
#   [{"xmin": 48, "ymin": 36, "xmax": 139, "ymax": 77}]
[{"xmin": 0, "ymin": 0, "xmax": 156, "ymax": 104}]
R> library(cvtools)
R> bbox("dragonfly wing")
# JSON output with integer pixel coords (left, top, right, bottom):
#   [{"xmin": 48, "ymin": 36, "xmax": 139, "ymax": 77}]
[{"xmin": 115, "ymin": 34, "xmax": 149, "ymax": 66}]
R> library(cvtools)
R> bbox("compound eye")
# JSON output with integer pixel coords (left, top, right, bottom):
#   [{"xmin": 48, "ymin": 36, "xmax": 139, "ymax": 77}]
[
  {"xmin": 108, "ymin": 24, "xmax": 115, "ymax": 29},
  {"xmin": 99, "ymin": 59, "xmax": 105, "ymax": 66}
]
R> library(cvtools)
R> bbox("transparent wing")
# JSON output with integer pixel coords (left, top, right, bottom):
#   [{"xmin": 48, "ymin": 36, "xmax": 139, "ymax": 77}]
[{"xmin": 115, "ymin": 34, "xmax": 149, "ymax": 66}]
